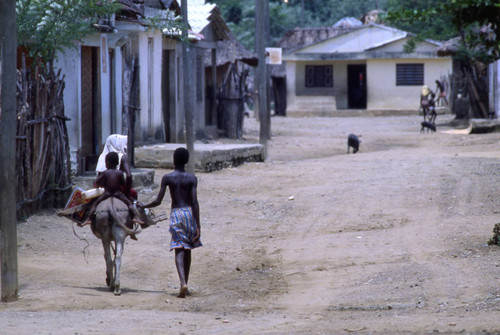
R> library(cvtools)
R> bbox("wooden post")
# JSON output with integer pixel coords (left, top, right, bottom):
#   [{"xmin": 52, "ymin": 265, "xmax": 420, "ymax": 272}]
[
  {"xmin": 256, "ymin": 0, "xmax": 269, "ymax": 157},
  {"xmin": 264, "ymin": 0, "xmax": 271, "ymax": 139},
  {"xmin": 127, "ymin": 59, "xmax": 139, "ymax": 167},
  {"xmin": 211, "ymin": 49, "xmax": 217, "ymax": 126},
  {"xmin": 181, "ymin": 0, "xmax": 195, "ymax": 173},
  {"xmin": 0, "ymin": 0, "xmax": 19, "ymax": 302}
]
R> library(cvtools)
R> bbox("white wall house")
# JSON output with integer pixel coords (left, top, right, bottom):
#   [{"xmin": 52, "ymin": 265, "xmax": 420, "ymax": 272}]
[
  {"xmin": 56, "ymin": 18, "xmax": 182, "ymax": 173},
  {"xmin": 55, "ymin": 0, "xmax": 230, "ymax": 174},
  {"xmin": 283, "ymin": 23, "xmax": 453, "ymax": 116}
]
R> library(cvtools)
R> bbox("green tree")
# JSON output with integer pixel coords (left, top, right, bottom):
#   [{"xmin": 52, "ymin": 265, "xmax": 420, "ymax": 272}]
[
  {"xmin": 208, "ymin": 0, "xmax": 387, "ymax": 49},
  {"xmin": 16, "ymin": 0, "xmax": 182, "ymax": 64},
  {"xmin": 16, "ymin": 0, "xmax": 120, "ymax": 63},
  {"xmin": 385, "ymin": 0, "xmax": 457, "ymax": 40},
  {"xmin": 386, "ymin": 0, "xmax": 500, "ymax": 118}
]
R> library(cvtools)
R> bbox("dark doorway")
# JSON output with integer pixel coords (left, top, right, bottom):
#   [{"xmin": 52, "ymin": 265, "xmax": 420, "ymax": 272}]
[
  {"xmin": 347, "ymin": 64, "xmax": 367, "ymax": 109},
  {"xmin": 272, "ymin": 76, "xmax": 287, "ymax": 116},
  {"xmin": 162, "ymin": 49, "xmax": 171, "ymax": 142},
  {"xmin": 161, "ymin": 50, "xmax": 177, "ymax": 143},
  {"xmin": 81, "ymin": 46, "xmax": 101, "ymax": 172}
]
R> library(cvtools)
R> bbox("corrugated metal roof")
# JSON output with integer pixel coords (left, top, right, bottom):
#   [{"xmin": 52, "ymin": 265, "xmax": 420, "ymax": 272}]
[
  {"xmin": 186, "ymin": 0, "xmax": 216, "ymax": 34},
  {"xmin": 332, "ymin": 17, "xmax": 362, "ymax": 29}
]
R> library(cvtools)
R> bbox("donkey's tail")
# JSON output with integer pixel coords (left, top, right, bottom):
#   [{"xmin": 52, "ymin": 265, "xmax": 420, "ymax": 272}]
[{"xmin": 109, "ymin": 197, "xmax": 142, "ymax": 236}]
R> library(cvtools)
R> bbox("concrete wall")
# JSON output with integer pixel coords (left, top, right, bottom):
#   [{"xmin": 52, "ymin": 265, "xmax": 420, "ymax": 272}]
[
  {"xmin": 286, "ymin": 57, "xmax": 452, "ymax": 114},
  {"xmin": 367, "ymin": 58, "xmax": 452, "ymax": 110},
  {"xmin": 194, "ymin": 47, "xmax": 206, "ymax": 139},
  {"xmin": 56, "ymin": 26, "xmax": 209, "ymax": 172},
  {"xmin": 489, "ymin": 60, "xmax": 500, "ymax": 118},
  {"xmin": 55, "ymin": 47, "xmax": 81, "ymax": 174},
  {"xmin": 138, "ymin": 32, "xmax": 160, "ymax": 142},
  {"xmin": 292, "ymin": 59, "xmax": 367, "ymax": 109},
  {"xmin": 56, "ymin": 33, "xmax": 129, "ymax": 173},
  {"xmin": 99, "ymin": 35, "xmax": 111, "ymax": 139}
]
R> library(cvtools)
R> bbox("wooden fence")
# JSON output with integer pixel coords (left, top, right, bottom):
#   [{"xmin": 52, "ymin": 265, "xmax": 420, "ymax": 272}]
[{"xmin": 15, "ymin": 60, "xmax": 72, "ymax": 218}]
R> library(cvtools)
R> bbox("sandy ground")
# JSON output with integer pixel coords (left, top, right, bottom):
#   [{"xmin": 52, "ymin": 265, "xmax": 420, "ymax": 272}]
[{"xmin": 2, "ymin": 114, "xmax": 500, "ymax": 334}]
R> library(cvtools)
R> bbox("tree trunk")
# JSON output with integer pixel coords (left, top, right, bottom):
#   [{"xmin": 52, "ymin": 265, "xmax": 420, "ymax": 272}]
[
  {"xmin": 181, "ymin": 0, "xmax": 195, "ymax": 173},
  {"xmin": 0, "ymin": 0, "xmax": 19, "ymax": 302}
]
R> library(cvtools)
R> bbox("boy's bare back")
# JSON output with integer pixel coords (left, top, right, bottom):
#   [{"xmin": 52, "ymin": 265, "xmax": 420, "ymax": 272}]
[
  {"xmin": 96, "ymin": 169, "xmax": 126, "ymax": 195},
  {"xmin": 162, "ymin": 170, "xmax": 197, "ymax": 209}
]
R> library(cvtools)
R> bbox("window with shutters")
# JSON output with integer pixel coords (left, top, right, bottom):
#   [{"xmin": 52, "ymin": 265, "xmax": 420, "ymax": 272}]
[
  {"xmin": 396, "ymin": 63, "xmax": 424, "ymax": 86},
  {"xmin": 305, "ymin": 65, "xmax": 333, "ymax": 87}
]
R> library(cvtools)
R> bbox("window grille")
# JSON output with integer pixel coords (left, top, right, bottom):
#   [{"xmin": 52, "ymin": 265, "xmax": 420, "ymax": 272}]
[
  {"xmin": 396, "ymin": 63, "xmax": 424, "ymax": 86},
  {"xmin": 305, "ymin": 65, "xmax": 333, "ymax": 87}
]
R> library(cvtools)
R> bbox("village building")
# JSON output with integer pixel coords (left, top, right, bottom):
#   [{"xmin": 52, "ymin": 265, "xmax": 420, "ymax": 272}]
[
  {"xmin": 489, "ymin": 60, "xmax": 500, "ymax": 118},
  {"xmin": 55, "ymin": 0, "xmax": 253, "ymax": 175},
  {"xmin": 275, "ymin": 17, "xmax": 452, "ymax": 117}
]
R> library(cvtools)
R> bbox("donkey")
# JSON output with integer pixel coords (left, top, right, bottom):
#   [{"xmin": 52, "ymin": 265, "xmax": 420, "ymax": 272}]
[{"xmin": 91, "ymin": 197, "xmax": 142, "ymax": 295}]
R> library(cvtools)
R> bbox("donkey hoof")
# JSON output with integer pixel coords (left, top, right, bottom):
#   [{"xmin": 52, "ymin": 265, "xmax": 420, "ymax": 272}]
[
  {"xmin": 106, "ymin": 277, "xmax": 111, "ymax": 287},
  {"xmin": 114, "ymin": 285, "xmax": 121, "ymax": 296}
]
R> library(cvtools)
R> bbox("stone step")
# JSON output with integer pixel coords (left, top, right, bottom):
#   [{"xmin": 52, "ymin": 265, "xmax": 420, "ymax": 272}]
[
  {"xmin": 287, "ymin": 96, "xmax": 337, "ymax": 117},
  {"xmin": 135, "ymin": 143, "xmax": 265, "ymax": 172}
]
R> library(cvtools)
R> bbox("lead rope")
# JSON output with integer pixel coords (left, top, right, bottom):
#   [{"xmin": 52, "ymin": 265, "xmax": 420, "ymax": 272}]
[{"xmin": 72, "ymin": 222, "xmax": 90, "ymax": 264}]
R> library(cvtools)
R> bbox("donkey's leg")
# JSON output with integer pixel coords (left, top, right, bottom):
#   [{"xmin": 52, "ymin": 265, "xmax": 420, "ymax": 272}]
[
  {"xmin": 102, "ymin": 238, "xmax": 114, "ymax": 289},
  {"xmin": 112, "ymin": 227, "xmax": 127, "ymax": 296}
]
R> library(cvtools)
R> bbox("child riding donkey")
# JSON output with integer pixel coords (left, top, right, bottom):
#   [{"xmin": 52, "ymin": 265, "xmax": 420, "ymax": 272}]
[{"xmin": 80, "ymin": 152, "xmax": 143, "ymax": 237}]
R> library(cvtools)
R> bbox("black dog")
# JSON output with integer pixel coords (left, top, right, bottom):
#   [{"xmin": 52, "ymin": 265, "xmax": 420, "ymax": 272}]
[
  {"xmin": 347, "ymin": 134, "xmax": 360, "ymax": 153},
  {"xmin": 420, "ymin": 121, "xmax": 436, "ymax": 133}
]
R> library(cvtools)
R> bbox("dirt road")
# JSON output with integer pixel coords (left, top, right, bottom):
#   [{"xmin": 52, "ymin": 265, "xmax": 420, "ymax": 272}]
[{"xmin": 2, "ymin": 114, "xmax": 500, "ymax": 334}]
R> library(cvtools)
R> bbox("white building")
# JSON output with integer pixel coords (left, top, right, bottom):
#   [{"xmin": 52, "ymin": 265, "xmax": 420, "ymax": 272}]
[
  {"xmin": 55, "ymin": 0, "xmax": 231, "ymax": 174},
  {"xmin": 280, "ymin": 20, "xmax": 453, "ymax": 116}
]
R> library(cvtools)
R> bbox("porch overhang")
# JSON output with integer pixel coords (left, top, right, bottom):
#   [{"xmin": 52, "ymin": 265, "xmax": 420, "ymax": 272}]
[{"xmin": 283, "ymin": 51, "xmax": 441, "ymax": 62}]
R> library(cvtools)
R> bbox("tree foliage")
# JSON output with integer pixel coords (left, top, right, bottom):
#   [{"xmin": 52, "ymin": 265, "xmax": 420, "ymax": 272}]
[
  {"xmin": 385, "ymin": 0, "xmax": 457, "ymax": 41},
  {"xmin": 208, "ymin": 0, "xmax": 388, "ymax": 49},
  {"xmin": 16, "ymin": 0, "xmax": 120, "ymax": 63},
  {"xmin": 387, "ymin": 0, "xmax": 500, "ymax": 118},
  {"xmin": 386, "ymin": 0, "xmax": 500, "ymax": 64},
  {"xmin": 16, "ymin": 0, "xmax": 183, "ymax": 63}
]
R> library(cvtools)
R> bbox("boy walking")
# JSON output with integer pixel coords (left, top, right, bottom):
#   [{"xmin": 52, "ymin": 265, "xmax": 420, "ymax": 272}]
[{"xmin": 140, "ymin": 147, "xmax": 202, "ymax": 298}]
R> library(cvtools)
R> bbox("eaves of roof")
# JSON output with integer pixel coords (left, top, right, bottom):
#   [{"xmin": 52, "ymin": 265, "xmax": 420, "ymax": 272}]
[
  {"xmin": 366, "ymin": 38, "xmax": 442, "ymax": 52},
  {"xmin": 283, "ymin": 50, "xmax": 443, "ymax": 61}
]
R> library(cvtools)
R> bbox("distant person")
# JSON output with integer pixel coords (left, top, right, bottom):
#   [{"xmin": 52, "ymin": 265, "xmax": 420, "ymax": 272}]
[
  {"xmin": 420, "ymin": 85, "xmax": 435, "ymax": 121},
  {"xmin": 96, "ymin": 134, "xmax": 137, "ymax": 201},
  {"xmin": 434, "ymin": 80, "xmax": 448, "ymax": 106},
  {"xmin": 139, "ymin": 148, "xmax": 202, "ymax": 298}
]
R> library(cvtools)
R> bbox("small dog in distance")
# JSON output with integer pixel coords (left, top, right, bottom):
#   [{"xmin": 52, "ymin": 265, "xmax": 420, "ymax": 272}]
[
  {"xmin": 347, "ymin": 134, "xmax": 360, "ymax": 153},
  {"xmin": 420, "ymin": 121, "xmax": 436, "ymax": 133}
]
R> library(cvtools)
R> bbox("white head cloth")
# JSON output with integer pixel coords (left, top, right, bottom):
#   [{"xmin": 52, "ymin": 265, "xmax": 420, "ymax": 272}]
[{"xmin": 95, "ymin": 134, "xmax": 128, "ymax": 173}]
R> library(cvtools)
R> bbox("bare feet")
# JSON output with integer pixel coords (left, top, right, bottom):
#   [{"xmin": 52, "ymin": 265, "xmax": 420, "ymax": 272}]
[
  {"xmin": 177, "ymin": 285, "xmax": 188, "ymax": 298},
  {"xmin": 132, "ymin": 218, "xmax": 144, "ymax": 225},
  {"xmin": 78, "ymin": 219, "xmax": 91, "ymax": 227}
]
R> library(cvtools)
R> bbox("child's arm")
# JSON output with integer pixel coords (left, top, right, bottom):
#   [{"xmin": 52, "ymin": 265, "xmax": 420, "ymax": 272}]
[
  {"xmin": 95, "ymin": 173, "xmax": 105, "ymax": 188},
  {"xmin": 190, "ymin": 177, "xmax": 201, "ymax": 242},
  {"xmin": 140, "ymin": 175, "xmax": 169, "ymax": 208}
]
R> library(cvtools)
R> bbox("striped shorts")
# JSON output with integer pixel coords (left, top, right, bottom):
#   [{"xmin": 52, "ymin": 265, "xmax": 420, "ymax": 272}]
[{"xmin": 169, "ymin": 207, "xmax": 202, "ymax": 251}]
